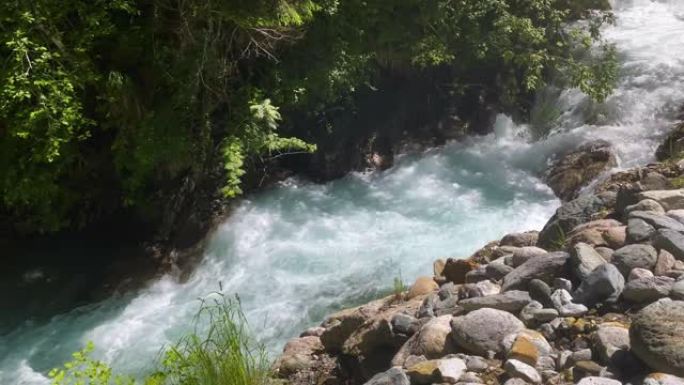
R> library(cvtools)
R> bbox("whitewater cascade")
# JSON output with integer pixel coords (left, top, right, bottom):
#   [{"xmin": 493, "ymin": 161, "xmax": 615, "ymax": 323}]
[{"xmin": 2, "ymin": 0, "xmax": 684, "ymax": 383}]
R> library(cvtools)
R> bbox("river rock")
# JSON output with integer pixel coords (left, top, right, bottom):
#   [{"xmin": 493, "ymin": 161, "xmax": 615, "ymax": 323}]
[
  {"xmin": 638, "ymin": 190, "xmax": 684, "ymax": 211},
  {"xmin": 628, "ymin": 267, "xmax": 655, "ymax": 281},
  {"xmin": 505, "ymin": 358, "xmax": 542, "ymax": 384},
  {"xmin": 391, "ymin": 313, "xmax": 420, "ymax": 336},
  {"xmin": 612, "ymin": 244, "xmax": 658, "ymax": 277},
  {"xmin": 459, "ymin": 280, "xmax": 501, "ymax": 299},
  {"xmin": 407, "ymin": 276, "xmax": 438, "ymax": 299},
  {"xmin": 655, "ymin": 250, "xmax": 677, "ymax": 276},
  {"xmin": 671, "ymin": 279, "xmax": 684, "ymax": 300},
  {"xmin": 450, "ymin": 308, "xmax": 525, "ymax": 355},
  {"xmin": 512, "ymin": 247, "xmax": 549, "ymax": 267},
  {"xmin": 643, "ymin": 373, "xmax": 684, "ymax": 385},
  {"xmin": 627, "ymin": 218, "xmax": 656, "ymax": 243},
  {"xmin": 544, "ymin": 140, "xmax": 617, "ymax": 202},
  {"xmin": 406, "ymin": 360, "xmax": 440, "ymax": 384},
  {"xmin": 653, "ymin": 229, "xmax": 684, "ymax": 261},
  {"xmin": 321, "ymin": 297, "xmax": 386, "ymax": 351},
  {"xmin": 576, "ymin": 377, "xmax": 622, "ymax": 385},
  {"xmin": 459, "ymin": 290, "xmax": 532, "ymax": 313},
  {"xmin": 364, "ymin": 367, "xmax": 411, "ymax": 385},
  {"xmin": 501, "ymin": 252, "xmax": 570, "ymax": 291},
  {"xmin": 625, "ymin": 199, "xmax": 666, "ymax": 214},
  {"xmin": 668, "ymin": 209, "xmax": 684, "ymax": 224},
  {"xmin": 574, "ymin": 263, "xmax": 625, "ymax": 306},
  {"xmin": 538, "ymin": 193, "xmax": 617, "ymax": 249},
  {"xmin": 529, "ymin": 279, "xmax": 554, "ymax": 307},
  {"xmin": 437, "ymin": 357, "xmax": 467, "ymax": 384},
  {"xmin": 571, "ymin": 242, "xmax": 607, "ymax": 280},
  {"xmin": 630, "ymin": 300, "xmax": 684, "ymax": 376},
  {"xmin": 623, "ymin": 276, "xmax": 675, "ymax": 303},
  {"xmin": 506, "ymin": 329, "xmax": 552, "ymax": 366},
  {"xmin": 486, "ymin": 262, "xmax": 514, "ymax": 281},
  {"xmin": 392, "ymin": 315, "xmax": 456, "ymax": 366},
  {"xmin": 592, "ymin": 323, "xmax": 630, "ymax": 364},
  {"xmin": 443, "ymin": 259, "xmax": 480, "ymax": 284},
  {"xmin": 276, "ymin": 336, "xmax": 325, "ymax": 374},
  {"xmin": 550, "ymin": 289, "xmax": 588, "ymax": 317},
  {"xmin": 595, "ymin": 247, "xmax": 615, "ymax": 262},
  {"xmin": 501, "ymin": 231, "xmax": 540, "ymax": 247},
  {"xmin": 630, "ymin": 211, "xmax": 684, "ymax": 232}
]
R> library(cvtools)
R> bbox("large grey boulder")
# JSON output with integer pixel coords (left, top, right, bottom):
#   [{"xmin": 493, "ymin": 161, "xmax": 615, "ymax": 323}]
[
  {"xmin": 638, "ymin": 190, "xmax": 684, "ymax": 211},
  {"xmin": 450, "ymin": 308, "xmax": 525, "ymax": 355},
  {"xmin": 501, "ymin": 231, "xmax": 539, "ymax": 247},
  {"xmin": 501, "ymin": 252, "xmax": 570, "ymax": 291},
  {"xmin": 627, "ymin": 218, "xmax": 656, "ymax": 243},
  {"xmin": 459, "ymin": 290, "xmax": 532, "ymax": 313},
  {"xmin": 630, "ymin": 300, "xmax": 684, "ymax": 376},
  {"xmin": 511, "ymin": 247, "xmax": 549, "ymax": 267},
  {"xmin": 538, "ymin": 193, "xmax": 617, "ymax": 249},
  {"xmin": 571, "ymin": 243, "xmax": 607, "ymax": 280},
  {"xmin": 363, "ymin": 367, "xmax": 411, "ymax": 385},
  {"xmin": 611, "ymin": 244, "xmax": 658, "ymax": 276},
  {"xmin": 629, "ymin": 211, "xmax": 684, "ymax": 232},
  {"xmin": 623, "ymin": 276, "xmax": 675, "ymax": 303},
  {"xmin": 574, "ymin": 263, "xmax": 625, "ymax": 307},
  {"xmin": 653, "ymin": 229, "xmax": 684, "ymax": 261}
]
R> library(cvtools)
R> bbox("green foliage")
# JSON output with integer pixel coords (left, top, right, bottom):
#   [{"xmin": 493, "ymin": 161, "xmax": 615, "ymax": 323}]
[
  {"xmin": 1, "ymin": 0, "xmax": 618, "ymax": 235},
  {"xmin": 49, "ymin": 295, "xmax": 269, "ymax": 385},
  {"xmin": 392, "ymin": 271, "xmax": 406, "ymax": 299}
]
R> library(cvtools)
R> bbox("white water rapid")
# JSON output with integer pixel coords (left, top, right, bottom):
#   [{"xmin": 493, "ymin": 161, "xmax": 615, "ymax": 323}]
[{"xmin": 2, "ymin": 0, "xmax": 684, "ymax": 383}]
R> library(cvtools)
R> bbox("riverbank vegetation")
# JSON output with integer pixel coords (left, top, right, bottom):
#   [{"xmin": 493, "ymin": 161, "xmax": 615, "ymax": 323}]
[
  {"xmin": 1, "ymin": 0, "xmax": 617, "ymax": 241},
  {"xmin": 49, "ymin": 295, "xmax": 270, "ymax": 385}
]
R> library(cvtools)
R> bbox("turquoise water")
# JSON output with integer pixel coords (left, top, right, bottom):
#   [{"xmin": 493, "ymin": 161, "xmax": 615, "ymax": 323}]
[{"xmin": 2, "ymin": 0, "xmax": 684, "ymax": 383}]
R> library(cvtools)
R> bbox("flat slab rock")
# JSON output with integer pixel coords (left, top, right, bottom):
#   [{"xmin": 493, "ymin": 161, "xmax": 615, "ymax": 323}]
[{"xmin": 501, "ymin": 252, "xmax": 570, "ymax": 291}]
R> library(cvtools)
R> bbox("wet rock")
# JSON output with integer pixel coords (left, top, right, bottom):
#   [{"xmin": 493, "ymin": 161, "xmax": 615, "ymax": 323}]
[
  {"xmin": 629, "ymin": 211, "xmax": 684, "ymax": 232},
  {"xmin": 655, "ymin": 122, "xmax": 684, "ymax": 161},
  {"xmin": 544, "ymin": 140, "xmax": 617, "ymax": 202},
  {"xmin": 627, "ymin": 218, "xmax": 656, "ymax": 243},
  {"xmin": 574, "ymin": 263, "xmax": 625, "ymax": 307},
  {"xmin": 628, "ymin": 267, "xmax": 655, "ymax": 281},
  {"xmin": 408, "ymin": 276, "xmax": 438, "ymax": 299},
  {"xmin": 576, "ymin": 376, "xmax": 622, "ymax": 385},
  {"xmin": 465, "ymin": 266, "xmax": 490, "ymax": 283},
  {"xmin": 643, "ymin": 373, "xmax": 684, "ymax": 385},
  {"xmin": 550, "ymin": 289, "xmax": 588, "ymax": 317},
  {"xmin": 538, "ymin": 193, "xmax": 617, "ymax": 249},
  {"xmin": 655, "ymin": 250, "xmax": 677, "ymax": 276},
  {"xmin": 630, "ymin": 299, "xmax": 684, "ymax": 376},
  {"xmin": 571, "ymin": 243, "xmax": 607, "ymax": 280},
  {"xmin": 501, "ymin": 232, "xmax": 540, "ymax": 247},
  {"xmin": 363, "ymin": 367, "xmax": 411, "ymax": 385},
  {"xmin": 505, "ymin": 358, "xmax": 542, "ymax": 384},
  {"xmin": 444, "ymin": 259, "xmax": 480, "ymax": 284},
  {"xmin": 638, "ymin": 190, "xmax": 684, "ymax": 211},
  {"xmin": 653, "ymin": 229, "xmax": 684, "ymax": 261},
  {"xmin": 459, "ymin": 290, "xmax": 532, "ymax": 313},
  {"xmin": 502, "ymin": 252, "xmax": 570, "ymax": 292},
  {"xmin": 573, "ymin": 360, "xmax": 605, "ymax": 380},
  {"xmin": 623, "ymin": 276, "xmax": 675, "ymax": 303},
  {"xmin": 450, "ymin": 308, "xmax": 525, "ymax": 355},
  {"xmin": 611, "ymin": 244, "xmax": 658, "ymax": 277},
  {"xmin": 625, "ymin": 199, "xmax": 665, "ymax": 215},
  {"xmin": 592, "ymin": 323, "xmax": 630, "ymax": 364}
]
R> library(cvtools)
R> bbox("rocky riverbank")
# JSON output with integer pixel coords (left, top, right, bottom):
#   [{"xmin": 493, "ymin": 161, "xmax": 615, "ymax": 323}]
[{"xmin": 274, "ymin": 153, "xmax": 684, "ymax": 384}]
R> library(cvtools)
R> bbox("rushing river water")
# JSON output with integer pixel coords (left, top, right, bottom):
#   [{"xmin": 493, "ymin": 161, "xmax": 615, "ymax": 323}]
[{"xmin": 2, "ymin": 0, "xmax": 684, "ymax": 383}]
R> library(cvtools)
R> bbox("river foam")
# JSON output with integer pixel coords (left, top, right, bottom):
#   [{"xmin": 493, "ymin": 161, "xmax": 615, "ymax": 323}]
[{"xmin": 2, "ymin": 0, "xmax": 684, "ymax": 382}]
